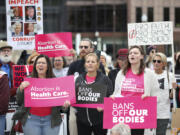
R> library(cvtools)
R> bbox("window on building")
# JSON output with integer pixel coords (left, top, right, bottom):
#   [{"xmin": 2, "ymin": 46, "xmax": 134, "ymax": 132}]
[
  {"xmin": 148, "ymin": 7, "xmax": 153, "ymax": 22},
  {"xmin": 136, "ymin": 7, "xmax": 142, "ymax": 22},
  {"xmin": 116, "ymin": 4, "xmax": 127, "ymax": 32},
  {"xmin": 97, "ymin": 5, "xmax": 113, "ymax": 32},
  {"xmin": 0, "ymin": 13, "xmax": 6, "ymax": 34},
  {"xmin": 164, "ymin": 7, "xmax": 170, "ymax": 21},
  {"xmin": 175, "ymin": 8, "xmax": 180, "ymax": 27},
  {"xmin": 67, "ymin": 6, "xmax": 94, "ymax": 32}
]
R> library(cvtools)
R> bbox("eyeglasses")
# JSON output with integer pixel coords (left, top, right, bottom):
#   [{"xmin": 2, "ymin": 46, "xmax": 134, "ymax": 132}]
[
  {"xmin": 1, "ymin": 49, "xmax": 11, "ymax": 53},
  {"xmin": 153, "ymin": 60, "xmax": 161, "ymax": 63},
  {"xmin": 79, "ymin": 46, "xmax": 89, "ymax": 49},
  {"xmin": 55, "ymin": 60, "xmax": 62, "ymax": 62},
  {"xmin": 37, "ymin": 62, "xmax": 47, "ymax": 65}
]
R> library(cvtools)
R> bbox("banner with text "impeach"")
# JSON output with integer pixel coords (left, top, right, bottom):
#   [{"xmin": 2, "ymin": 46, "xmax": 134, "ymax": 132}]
[{"xmin": 24, "ymin": 76, "xmax": 75, "ymax": 107}]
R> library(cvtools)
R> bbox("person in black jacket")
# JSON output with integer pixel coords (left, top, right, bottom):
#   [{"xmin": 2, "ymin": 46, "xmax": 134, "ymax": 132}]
[
  {"xmin": 75, "ymin": 53, "xmax": 113, "ymax": 135},
  {"xmin": 68, "ymin": 38, "xmax": 105, "ymax": 135}
]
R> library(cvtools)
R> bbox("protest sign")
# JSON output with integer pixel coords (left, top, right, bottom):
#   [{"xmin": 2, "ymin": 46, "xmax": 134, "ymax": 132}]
[
  {"xmin": 24, "ymin": 76, "xmax": 75, "ymax": 107},
  {"xmin": 6, "ymin": 0, "xmax": 43, "ymax": 50},
  {"xmin": 72, "ymin": 84, "xmax": 107, "ymax": 108},
  {"xmin": 103, "ymin": 97, "xmax": 157, "ymax": 129},
  {"xmin": 128, "ymin": 21, "xmax": 173, "ymax": 46},
  {"xmin": 13, "ymin": 65, "xmax": 33, "ymax": 88},
  {"xmin": 35, "ymin": 32, "xmax": 73, "ymax": 57}
]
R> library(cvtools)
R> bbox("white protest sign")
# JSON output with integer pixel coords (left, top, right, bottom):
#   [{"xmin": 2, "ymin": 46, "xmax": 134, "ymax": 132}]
[
  {"xmin": 6, "ymin": 0, "xmax": 43, "ymax": 50},
  {"xmin": 128, "ymin": 22, "xmax": 173, "ymax": 46}
]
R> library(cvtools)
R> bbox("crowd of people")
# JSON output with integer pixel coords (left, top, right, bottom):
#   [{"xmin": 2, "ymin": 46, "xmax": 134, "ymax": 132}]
[{"xmin": 0, "ymin": 39, "xmax": 180, "ymax": 135}]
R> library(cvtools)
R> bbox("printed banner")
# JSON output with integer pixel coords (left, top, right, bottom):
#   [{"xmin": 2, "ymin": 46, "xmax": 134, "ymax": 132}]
[
  {"xmin": 73, "ymin": 84, "xmax": 107, "ymax": 108},
  {"xmin": 35, "ymin": 32, "xmax": 73, "ymax": 57},
  {"xmin": 24, "ymin": 76, "xmax": 75, "ymax": 107},
  {"xmin": 128, "ymin": 21, "xmax": 173, "ymax": 46},
  {"xmin": 13, "ymin": 65, "xmax": 33, "ymax": 88},
  {"xmin": 6, "ymin": 0, "xmax": 43, "ymax": 50},
  {"xmin": 103, "ymin": 97, "xmax": 157, "ymax": 129}
]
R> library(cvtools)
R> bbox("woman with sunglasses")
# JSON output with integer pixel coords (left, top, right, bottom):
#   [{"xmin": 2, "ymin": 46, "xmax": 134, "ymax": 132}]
[
  {"xmin": 112, "ymin": 46, "xmax": 160, "ymax": 135},
  {"xmin": 12, "ymin": 54, "xmax": 70, "ymax": 135},
  {"xmin": 152, "ymin": 52, "xmax": 176, "ymax": 135}
]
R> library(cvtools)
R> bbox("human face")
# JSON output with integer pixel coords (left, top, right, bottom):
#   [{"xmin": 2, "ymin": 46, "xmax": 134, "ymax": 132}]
[
  {"xmin": 79, "ymin": 41, "xmax": 92, "ymax": 58},
  {"xmin": 15, "ymin": 25, "xmax": 22, "ymax": 35},
  {"xmin": 36, "ymin": 57, "xmax": 48, "ymax": 78},
  {"xmin": 14, "ymin": 7, "xmax": 20, "ymax": 17},
  {"xmin": 0, "ymin": 48, "xmax": 12, "ymax": 63},
  {"xmin": 149, "ymin": 49, "xmax": 156, "ymax": 58},
  {"xmin": 153, "ymin": 56, "xmax": 164, "ymax": 72},
  {"xmin": 28, "ymin": 24, "xmax": 34, "ymax": 32},
  {"xmin": 54, "ymin": 57, "xmax": 63, "ymax": 70},
  {"xmin": 128, "ymin": 48, "xmax": 143, "ymax": 65},
  {"xmin": 85, "ymin": 56, "xmax": 99, "ymax": 73},
  {"xmin": 27, "ymin": 8, "xmax": 34, "ymax": 18}
]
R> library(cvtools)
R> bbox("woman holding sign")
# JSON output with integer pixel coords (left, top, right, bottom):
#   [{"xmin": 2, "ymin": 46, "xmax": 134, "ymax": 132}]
[
  {"xmin": 152, "ymin": 52, "xmax": 176, "ymax": 135},
  {"xmin": 75, "ymin": 53, "xmax": 113, "ymax": 135},
  {"xmin": 113, "ymin": 46, "xmax": 160, "ymax": 135},
  {"xmin": 12, "ymin": 54, "xmax": 70, "ymax": 135}
]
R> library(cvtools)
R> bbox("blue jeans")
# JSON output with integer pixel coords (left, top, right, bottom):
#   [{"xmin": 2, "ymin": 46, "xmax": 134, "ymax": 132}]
[
  {"xmin": 0, "ymin": 115, "xmax": 6, "ymax": 135},
  {"xmin": 23, "ymin": 115, "xmax": 60, "ymax": 135}
]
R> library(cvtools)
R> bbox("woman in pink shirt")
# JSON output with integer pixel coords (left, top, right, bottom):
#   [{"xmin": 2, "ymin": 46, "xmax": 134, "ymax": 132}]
[
  {"xmin": 113, "ymin": 46, "xmax": 159, "ymax": 135},
  {"xmin": 12, "ymin": 54, "xmax": 70, "ymax": 135}
]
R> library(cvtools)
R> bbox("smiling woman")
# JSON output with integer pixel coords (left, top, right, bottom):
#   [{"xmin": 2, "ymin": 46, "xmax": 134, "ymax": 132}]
[
  {"xmin": 12, "ymin": 54, "xmax": 70, "ymax": 135},
  {"xmin": 152, "ymin": 52, "xmax": 176, "ymax": 135}
]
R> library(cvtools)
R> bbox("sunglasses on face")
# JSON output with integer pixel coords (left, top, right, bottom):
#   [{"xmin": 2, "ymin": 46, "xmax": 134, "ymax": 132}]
[
  {"xmin": 79, "ymin": 46, "xmax": 89, "ymax": 49},
  {"xmin": 153, "ymin": 60, "xmax": 161, "ymax": 63}
]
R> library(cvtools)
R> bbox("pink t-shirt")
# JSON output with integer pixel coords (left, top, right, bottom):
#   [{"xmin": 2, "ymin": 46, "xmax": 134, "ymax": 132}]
[
  {"xmin": 121, "ymin": 69, "xmax": 144, "ymax": 97},
  {"xmin": 86, "ymin": 75, "xmax": 96, "ymax": 84}
]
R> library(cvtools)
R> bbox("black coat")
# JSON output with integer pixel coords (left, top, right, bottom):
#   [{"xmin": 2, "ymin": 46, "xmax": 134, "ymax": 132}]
[{"xmin": 75, "ymin": 71, "xmax": 113, "ymax": 126}]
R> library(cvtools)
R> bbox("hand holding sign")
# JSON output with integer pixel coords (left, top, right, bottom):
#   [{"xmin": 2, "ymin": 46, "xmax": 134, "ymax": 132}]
[
  {"xmin": 20, "ymin": 81, "xmax": 30, "ymax": 92},
  {"xmin": 97, "ymin": 107, "xmax": 103, "ymax": 112},
  {"xmin": 63, "ymin": 100, "xmax": 70, "ymax": 109}
]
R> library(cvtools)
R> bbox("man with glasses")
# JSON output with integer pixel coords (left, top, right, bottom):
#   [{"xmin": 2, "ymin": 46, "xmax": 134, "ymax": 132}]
[
  {"xmin": 0, "ymin": 41, "xmax": 17, "ymax": 134},
  {"xmin": 68, "ymin": 38, "xmax": 94, "ymax": 76}
]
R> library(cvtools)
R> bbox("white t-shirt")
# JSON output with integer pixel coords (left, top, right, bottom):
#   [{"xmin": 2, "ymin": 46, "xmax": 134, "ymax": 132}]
[{"xmin": 154, "ymin": 70, "xmax": 176, "ymax": 119}]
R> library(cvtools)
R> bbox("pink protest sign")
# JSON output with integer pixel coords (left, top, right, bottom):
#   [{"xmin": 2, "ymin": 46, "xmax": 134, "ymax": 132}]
[
  {"xmin": 35, "ymin": 32, "xmax": 73, "ymax": 57},
  {"xmin": 24, "ymin": 75, "xmax": 75, "ymax": 107},
  {"xmin": 103, "ymin": 97, "xmax": 157, "ymax": 129}
]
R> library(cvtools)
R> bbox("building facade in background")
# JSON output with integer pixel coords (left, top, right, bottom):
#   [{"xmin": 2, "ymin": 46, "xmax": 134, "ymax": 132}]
[{"xmin": 0, "ymin": 0, "xmax": 180, "ymax": 59}]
